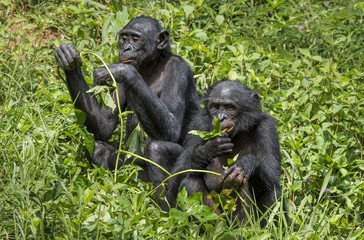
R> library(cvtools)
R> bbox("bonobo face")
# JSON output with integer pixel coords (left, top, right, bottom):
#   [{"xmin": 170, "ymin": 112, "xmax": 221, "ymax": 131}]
[
  {"xmin": 208, "ymin": 86, "xmax": 239, "ymax": 135},
  {"xmin": 118, "ymin": 18, "xmax": 161, "ymax": 69},
  {"xmin": 206, "ymin": 81, "xmax": 262, "ymax": 136}
]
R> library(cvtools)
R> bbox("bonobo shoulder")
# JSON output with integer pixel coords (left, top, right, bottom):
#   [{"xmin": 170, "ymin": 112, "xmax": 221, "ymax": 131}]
[
  {"xmin": 166, "ymin": 55, "xmax": 192, "ymax": 73},
  {"xmin": 261, "ymin": 113, "xmax": 278, "ymax": 127},
  {"xmin": 256, "ymin": 113, "xmax": 280, "ymax": 144}
]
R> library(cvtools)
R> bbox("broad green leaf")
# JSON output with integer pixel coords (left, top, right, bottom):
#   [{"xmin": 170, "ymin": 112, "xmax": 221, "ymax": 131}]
[
  {"xmin": 195, "ymin": 31, "xmax": 207, "ymax": 41},
  {"xmin": 74, "ymin": 109, "xmax": 86, "ymax": 125},
  {"xmin": 189, "ymin": 116, "xmax": 222, "ymax": 140},
  {"xmin": 182, "ymin": 5, "xmax": 195, "ymax": 17},
  {"xmin": 299, "ymin": 48, "xmax": 311, "ymax": 57},
  {"xmin": 227, "ymin": 154, "xmax": 239, "ymax": 167},
  {"xmin": 84, "ymin": 188, "xmax": 95, "ymax": 204},
  {"xmin": 215, "ymin": 15, "xmax": 225, "ymax": 25},
  {"xmin": 311, "ymin": 55, "xmax": 323, "ymax": 62}
]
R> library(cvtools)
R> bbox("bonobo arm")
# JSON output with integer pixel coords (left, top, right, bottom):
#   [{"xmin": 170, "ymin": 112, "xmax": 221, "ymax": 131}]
[
  {"xmin": 55, "ymin": 43, "xmax": 122, "ymax": 140},
  {"xmin": 93, "ymin": 58, "xmax": 195, "ymax": 142},
  {"xmin": 221, "ymin": 115, "xmax": 281, "ymax": 192},
  {"xmin": 253, "ymin": 115, "xmax": 282, "ymax": 195}
]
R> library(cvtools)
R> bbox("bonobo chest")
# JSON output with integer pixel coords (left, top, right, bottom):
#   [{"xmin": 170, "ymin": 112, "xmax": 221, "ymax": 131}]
[
  {"xmin": 204, "ymin": 132, "xmax": 253, "ymax": 192},
  {"xmin": 140, "ymin": 54, "xmax": 172, "ymax": 96}
]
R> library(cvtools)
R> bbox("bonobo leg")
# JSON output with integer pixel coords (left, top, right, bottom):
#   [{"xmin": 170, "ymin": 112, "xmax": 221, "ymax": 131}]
[
  {"xmin": 143, "ymin": 141, "xmax": 183, "ymax": 210},
  {"xmin": 143, "ymin": 141, "xmax": 183, "ymax": 184},
  {"xmin": 86, "ymin": 141, "xmax": 123, "ymax": 170}
]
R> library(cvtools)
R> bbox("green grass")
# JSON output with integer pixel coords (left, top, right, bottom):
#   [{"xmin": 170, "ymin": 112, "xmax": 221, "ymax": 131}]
[{"xmin": 1, "ymin": 0, "xmax": 363, "ymax": 239}]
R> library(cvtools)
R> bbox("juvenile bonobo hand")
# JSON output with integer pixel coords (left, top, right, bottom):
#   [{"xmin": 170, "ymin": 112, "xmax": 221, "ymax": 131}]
[
  {"xmin": 55, "ymin": 43, "xmax": 82, "ymax": 71},
  {"xmin": 194, "ymin": 133, "xmax": 234, "ymax": 168},
  {"xmin": 221, "ymin": 165, "xmax": 247, "ymax": 190},
  {"xmin": 94, "ymin": 64, "xmax": 138, "ymax": 86}
]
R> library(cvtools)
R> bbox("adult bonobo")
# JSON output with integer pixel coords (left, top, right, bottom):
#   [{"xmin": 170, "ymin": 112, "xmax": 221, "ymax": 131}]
[
  {"xmin": 168, "ymin": 80, "xmax": 282, "ymax": 225},
  {"xmin": 55, "ymin": 16, "xmax": 200, "ymax": 182}
]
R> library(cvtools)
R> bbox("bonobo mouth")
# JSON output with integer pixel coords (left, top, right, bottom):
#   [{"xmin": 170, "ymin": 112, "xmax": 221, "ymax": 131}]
[
  {"xmin": 119, "ymin": 56, "xmax": 134, "ymax": 64},
  {"xmin": 221, "ymin": 121, "xmax": 235, "ymax": 134},
  {"xmin": 120, "ymin": 59, "xmax": 133, "ymax": 64}
]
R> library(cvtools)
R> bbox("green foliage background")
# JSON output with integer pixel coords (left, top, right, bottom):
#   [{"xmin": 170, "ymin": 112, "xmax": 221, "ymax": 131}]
[{"xmin": 0, "ymin": 0, "xmax": 363, "ymax": 239}]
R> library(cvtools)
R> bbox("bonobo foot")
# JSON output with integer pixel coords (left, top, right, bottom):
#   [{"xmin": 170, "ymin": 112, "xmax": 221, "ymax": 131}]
[
  {"xmin": 87, "ymin": 140, "xmax": 121, "ymax": 170},
  {"xmin": 55, "ymin": 43, "xmax": 82, "ymax": 71}
]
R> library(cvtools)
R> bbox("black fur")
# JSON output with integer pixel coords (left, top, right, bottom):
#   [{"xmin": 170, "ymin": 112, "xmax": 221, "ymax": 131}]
[
  {"xmin": 55, "ymin": 16, "xmax": 199, "ymax": 181},
  {"xmin": 167, "ymin": 80, "xmax": 282, "ymax": 226}
]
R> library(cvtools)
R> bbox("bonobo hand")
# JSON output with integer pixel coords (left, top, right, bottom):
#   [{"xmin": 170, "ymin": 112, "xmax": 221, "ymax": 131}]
[
  {"xmin": 93, "ymin": 66, "xmax": 112, "ymax": 86},
  {"xmin": 55, "ymin": 43, "xmax": 82, "ymax": 71},
  {"xmin": 94, "ymin": 63, "xmax": 138, "ymax": 86},
  {"xmin": 204, "ymin": 133, "xmax": 234, "ymax": 158},
  {"xmin": 221, "ymin": 165, "xmax": 247, "ymax": 190},
  {"xmin": 194, "ymin": 133, "xmax": 234, "ymax": 168}
]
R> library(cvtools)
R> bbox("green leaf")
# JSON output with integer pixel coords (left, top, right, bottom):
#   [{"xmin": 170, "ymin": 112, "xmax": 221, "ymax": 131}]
[
  {"xmin": 188, "ymin": 116, "xmax": 222, "ymax": 140},
  {"xmin": 318, "ymin": 169, "xmax": 331, "ymax": 202},
  {"xmin": 227, "ymin": 154, "xmax": 239, "ymax": 167},
  {"xmin": 311, "ymin": 55, "xmax": 323, "ymax": 62},
  {"xmin": 74, "ymin": 109, "xmax": 86, "ymax": 125},
  {"xmin": 182, "ymin": 5, "xmax": 195, "ymax": 17},
  {"xmin": 299, "ymin": 48, "xmax": 311, "ymax": 57},
  {"xmin": 84, "ymin": 188, "xmax": 95, "ymax": 204},
  {"xmin": 215, "ymin": 15, "xmax": 225, "ymax": 25},
  {"xmin": 195, "ymin": 31, "xmax": 207, "ymax": 41},
  {"xmin": 87, "ymin": 85, "xmax": 116, "ymax": 110}
]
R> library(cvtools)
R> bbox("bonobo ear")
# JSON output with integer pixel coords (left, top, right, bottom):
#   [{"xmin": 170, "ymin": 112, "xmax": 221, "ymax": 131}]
[
  {"xmin": 251, "ymin": 92, "xmax": 260, "ymax": 102},
  {"xmin": 157, "ymin": 29, "xmax": 169, "ymax": 50}
]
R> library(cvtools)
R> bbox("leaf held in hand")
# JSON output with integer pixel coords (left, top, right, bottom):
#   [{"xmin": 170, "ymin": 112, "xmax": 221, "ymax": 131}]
[{"xmin": 189, "ymin": 116, "xmax": 222, "ymax": 140}]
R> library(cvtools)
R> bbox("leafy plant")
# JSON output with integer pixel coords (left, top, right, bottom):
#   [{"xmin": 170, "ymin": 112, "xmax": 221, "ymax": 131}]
[
  {"xmin": 188, "ymin": 116, "xmax": 222, "ymax": 140},
  {"xmin": 0, "ymin": 0, "xmax": 363, "ymax": 239}
]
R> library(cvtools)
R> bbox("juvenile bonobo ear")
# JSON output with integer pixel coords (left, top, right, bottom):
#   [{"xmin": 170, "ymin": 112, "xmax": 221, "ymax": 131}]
[
  {"xmin": 251, "ymin": 92, "xmax": 260, "ymax": 102},
  {"xmin": 157, "ymin": 29, "xmax": 169, "ymax": 50},
  {"xmin": 250, "ymin": 92, "xmax": 261, "ymax": 110}
]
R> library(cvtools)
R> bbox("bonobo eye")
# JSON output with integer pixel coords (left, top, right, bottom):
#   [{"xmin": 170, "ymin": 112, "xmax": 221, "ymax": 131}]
[
  {"xmin": 226, "ymin": 104, "xmax": 238, "ymax": 115},
  {"xmin": 209, "ymin": 103, "xmax": 218, "ymax": 113},
  {"xmin": 119, "ymin": 34, "xmax": 127, "ymax": 42},
  {"xmin": 226, "ymin": 105, "xmax": 235, "ymax": 111}
]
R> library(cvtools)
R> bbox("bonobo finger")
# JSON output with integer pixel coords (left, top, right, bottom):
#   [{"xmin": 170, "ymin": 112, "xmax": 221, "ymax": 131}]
[
  {"xmin": 217, "ymin": 142, "xmax": 234, "ymax": 153},
  {"xmin": 221, "ymin": 132, "xmax": 229, "ymax": 138},
  {"xmin": 55, "ymin": 43, "xmax": 81, "ymax": 71},
  {"xmin": 55, "ymin": 45, "xmax": 68, "ymax": 69},
  {"xmin": 94, "ymin": 67, "xmax": 111, "ymax": 85},
  {"xmin": 222, "ymin": 166, "xmax": 244, "ymax": 180},
  {"xmin": 63, "ymin": 43, "xmax": 79, "ymax": 68},
  {"xmin": 215, "ymin": 136, "xmax": 231, "ymax": 144},
  {"xmin": 64, "ymin": 43, "xmax": 82, "ymax": 67},
  {"xmin": 223, "ymin": 166, "xmax": 245, "ymax": 189}
]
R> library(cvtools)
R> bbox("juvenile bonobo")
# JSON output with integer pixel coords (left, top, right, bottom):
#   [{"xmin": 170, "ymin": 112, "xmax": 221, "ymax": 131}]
[
  {"xmin": 55, "ymin": 16, "xmax": 199, "ymax": 182},
  {"xmin": 168, "ymin": 80, "xmax": 282, "ymax": 225}
]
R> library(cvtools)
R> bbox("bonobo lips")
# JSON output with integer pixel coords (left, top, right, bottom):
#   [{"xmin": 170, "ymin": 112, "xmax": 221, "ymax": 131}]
[
  {"xmin": 119, "ymin": 56, "xmax": 134, "ymax": 64},
  {"xmin": 221, "ymin": 121, "xmax": 235, "ymax": 134}
]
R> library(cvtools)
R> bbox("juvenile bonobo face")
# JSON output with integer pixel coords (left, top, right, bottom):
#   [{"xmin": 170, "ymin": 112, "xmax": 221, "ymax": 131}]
[
  {"xmin": 118, "ymin": 17, "xmax": 166, "ymax": 70},
  {"xmin": 208, "ymin": 86, "xmax": 239, "ymax": 136},
  {"xmin": 206, "ymin": 80, "xmax": 262, "ymax": 137}
]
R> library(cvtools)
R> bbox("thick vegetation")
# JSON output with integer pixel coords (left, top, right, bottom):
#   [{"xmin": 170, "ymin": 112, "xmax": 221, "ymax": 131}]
[{"xmin": 0, "ymin": 0, "xmax": 363, "ymax": 239}]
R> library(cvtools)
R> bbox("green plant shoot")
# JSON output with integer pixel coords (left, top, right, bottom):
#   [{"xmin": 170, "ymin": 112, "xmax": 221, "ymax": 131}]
[{"xmin": 188, "ymin": 116, "xmax": 222, "ymax": 140}]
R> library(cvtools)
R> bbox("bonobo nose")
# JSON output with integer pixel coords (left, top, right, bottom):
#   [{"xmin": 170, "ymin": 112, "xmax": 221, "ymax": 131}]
[
  {"xmin": 217, "ymin": 113, "xmax": 227, "ymax": 122},
  {"xmin": 124, "ymin": 43, "xmax": 132, "ymax": 52}
]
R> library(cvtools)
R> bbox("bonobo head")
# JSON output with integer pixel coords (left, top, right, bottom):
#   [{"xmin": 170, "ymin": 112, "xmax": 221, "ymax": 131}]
[
  {"xmin": 118, "ymin": 16, "xmax": 170, "ymax": 70},
  {"xmin": 203, "ymin": 80, "xmax": 263, "ymax": 137}
]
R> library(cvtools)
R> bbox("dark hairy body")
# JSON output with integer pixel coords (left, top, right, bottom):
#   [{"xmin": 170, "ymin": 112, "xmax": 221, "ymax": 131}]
[
  {"xmin": 55, "ymin": 16, "xmax": 199, "ymax": 183},
  {"xmin": 167, "ymin": 80, "xmax": 283, "ymax": 225}
]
